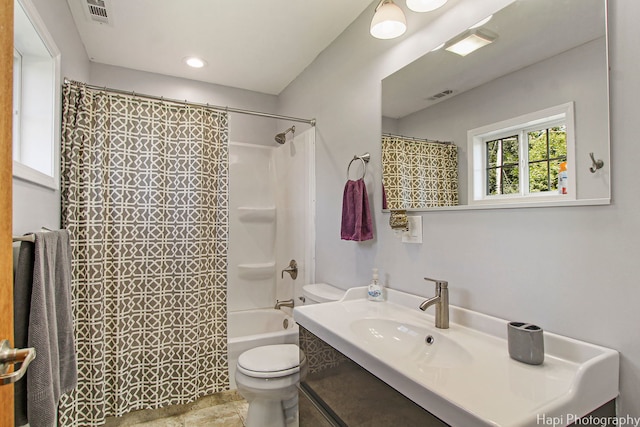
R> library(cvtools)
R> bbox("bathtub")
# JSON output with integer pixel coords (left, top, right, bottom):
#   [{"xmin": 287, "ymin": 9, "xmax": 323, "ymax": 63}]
[{"xmin": 227, "ymin": 308, "xmax": 299, "ymax": 389}]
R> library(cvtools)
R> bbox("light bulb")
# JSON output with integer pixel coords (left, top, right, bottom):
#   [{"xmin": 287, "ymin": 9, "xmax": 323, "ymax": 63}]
[{"xmin": 370, "ymin": 1, "xmax": 407, "ymax": 40}]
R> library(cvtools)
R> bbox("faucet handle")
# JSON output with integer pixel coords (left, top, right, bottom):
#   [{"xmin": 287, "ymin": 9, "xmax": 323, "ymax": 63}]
[
  {"xmin": 281, "ymin": 260, "xmax": 298, "ymax": 279},
  {"xmin": 424, "ymin": 277, "xmax": 448, "ymax": 289}
]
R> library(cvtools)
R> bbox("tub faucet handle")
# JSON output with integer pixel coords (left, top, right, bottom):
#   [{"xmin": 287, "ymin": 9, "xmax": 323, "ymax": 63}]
[{"xmin": 281, "ymin": 260, "xmax": 298, "ymax": 280}]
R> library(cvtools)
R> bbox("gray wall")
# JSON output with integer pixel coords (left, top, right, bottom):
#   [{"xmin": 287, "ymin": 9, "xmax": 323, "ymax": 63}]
[{"xmin": 279, "ymin": 0, "xmax": 640, "ymax": 417}]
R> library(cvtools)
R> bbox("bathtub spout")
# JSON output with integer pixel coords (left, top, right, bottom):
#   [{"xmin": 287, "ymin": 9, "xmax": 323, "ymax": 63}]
[{"xmin": 274, "ymin": 299, "xmax": 294, "ymax": 310}]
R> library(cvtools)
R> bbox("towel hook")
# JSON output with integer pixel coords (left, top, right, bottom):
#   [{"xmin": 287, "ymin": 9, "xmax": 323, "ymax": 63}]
[
  {"xmin": 589, "ymin": 152, "xmax": 604, "ymax": 173},
  {"xmin": 347, "ymin": 152, "xmax": 371, "ymax": 180}
]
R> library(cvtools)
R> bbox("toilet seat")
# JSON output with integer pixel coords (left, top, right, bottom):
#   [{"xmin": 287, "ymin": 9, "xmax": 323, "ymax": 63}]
[{"xmin": 237, "ymin": 344, "xmax": 305, "ymax": 379}]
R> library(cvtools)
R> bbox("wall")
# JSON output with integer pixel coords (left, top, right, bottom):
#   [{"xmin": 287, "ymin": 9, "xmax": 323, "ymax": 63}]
[
  {"xmin": 279, "ymin": 0, "xmax": 640, "ymax": 417},
  {"xmin": 13, "ymin": 0, "xmax": 89, "ymax": 235}
]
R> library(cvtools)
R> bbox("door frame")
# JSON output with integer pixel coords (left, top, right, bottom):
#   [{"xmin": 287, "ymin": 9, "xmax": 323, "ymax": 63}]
[{"xmin": 0, "ymin": 0, "xmax": 15, "ymax": 425}]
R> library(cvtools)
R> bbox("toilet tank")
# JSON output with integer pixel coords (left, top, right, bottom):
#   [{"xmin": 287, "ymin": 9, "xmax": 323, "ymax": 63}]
[{"xmin": 302, "ymin": 283, "xmax": 345, "ymax": 305}]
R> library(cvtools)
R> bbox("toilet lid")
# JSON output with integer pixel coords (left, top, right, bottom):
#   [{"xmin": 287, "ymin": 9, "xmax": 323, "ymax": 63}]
[
  {"xmin": 237, "ymin": 344, "xmax": 303, "ymax": 378},
  {"xmin": 302, "ymin": 283, "xmax": 345, "ymax": 303}
]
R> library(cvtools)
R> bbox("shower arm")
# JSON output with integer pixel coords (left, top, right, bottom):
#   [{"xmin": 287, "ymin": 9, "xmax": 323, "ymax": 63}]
[{"xmin": 275, "ymin": 125, "xmax": 296, "ymax": 144}]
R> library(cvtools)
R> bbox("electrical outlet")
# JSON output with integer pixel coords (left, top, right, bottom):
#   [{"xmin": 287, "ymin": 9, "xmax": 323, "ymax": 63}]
[{"xmin": 402, "ymin": 216, "xmax": 422, "ymax": 244}]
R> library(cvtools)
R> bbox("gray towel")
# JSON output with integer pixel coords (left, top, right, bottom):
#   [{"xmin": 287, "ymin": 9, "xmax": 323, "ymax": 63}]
[
  {"xmin": 27, "ymin": 230, "xmax": 77, "ymax": 427},
  {"xmin": 14, "ymin": 241, "xmax": 34, "ymax": 426}
]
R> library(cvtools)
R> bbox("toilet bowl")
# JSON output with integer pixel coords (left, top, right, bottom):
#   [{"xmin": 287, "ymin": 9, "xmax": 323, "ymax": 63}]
[{"xmin": 235, "ymin": 344, "xmax": 308, "ymax": 427}]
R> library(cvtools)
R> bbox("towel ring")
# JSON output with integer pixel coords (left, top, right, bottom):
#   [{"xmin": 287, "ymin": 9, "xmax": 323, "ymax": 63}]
[{"xmin": 347, "ymin": 153, "xmax": 371, "ymax": 180}]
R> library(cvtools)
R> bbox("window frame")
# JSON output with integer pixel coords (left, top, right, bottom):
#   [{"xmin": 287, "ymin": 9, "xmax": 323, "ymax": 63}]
[
  {"xmin": 468, "ymin": 103, "xmax": 576, "ymax": 205},
  {"xmin": 13, "ymin": 0, "xmax": 61, "ymax": 190}
]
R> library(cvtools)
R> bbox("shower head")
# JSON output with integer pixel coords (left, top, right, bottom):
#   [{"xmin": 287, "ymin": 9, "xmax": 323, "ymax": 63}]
[{"xmin": 275, "ymin": 125, "xmax": 295, "ymax": 144}]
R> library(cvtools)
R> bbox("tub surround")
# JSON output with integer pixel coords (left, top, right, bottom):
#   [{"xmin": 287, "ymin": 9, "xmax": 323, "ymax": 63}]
[{"xmin": 294, "ymin": 287, "xmax": 619, "ymax": 427}]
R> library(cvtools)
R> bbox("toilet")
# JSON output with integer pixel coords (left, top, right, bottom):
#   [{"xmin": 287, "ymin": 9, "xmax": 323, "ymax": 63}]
[
  {"xmin": 235, "ymin": 284, "xmax": 344, "ymax": 427},
  {"xmin": 302, "ymin": 283, "xmax": 345, "ymax": 305},
  {"xmin": 235, "ymin": 344, "xmax": 308, "ymax": 427}
]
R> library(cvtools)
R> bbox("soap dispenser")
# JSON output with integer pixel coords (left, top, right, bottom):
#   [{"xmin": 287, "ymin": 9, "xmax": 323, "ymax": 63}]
[{"xmin": 367, "ymin": 268, "xmax": 384, "ymax": 302}]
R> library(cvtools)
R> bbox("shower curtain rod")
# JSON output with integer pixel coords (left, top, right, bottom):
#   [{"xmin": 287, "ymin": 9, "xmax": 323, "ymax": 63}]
[
  {"xmin": 383, "ymin": 133, "xmax": 454, "ymax": 146},
  {"xmin": 63, "ymin": 78, "xmax": 316, "ymax": 126}
]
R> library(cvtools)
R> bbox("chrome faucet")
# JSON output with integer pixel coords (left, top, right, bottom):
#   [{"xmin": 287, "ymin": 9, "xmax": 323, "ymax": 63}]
[
  {"xmin": 419, "ymin": 277, "xmax": 449, "ymax": 329},
  {"xmin": 274, "ymin": 299, "xmax": 295, "ymax": 310}
]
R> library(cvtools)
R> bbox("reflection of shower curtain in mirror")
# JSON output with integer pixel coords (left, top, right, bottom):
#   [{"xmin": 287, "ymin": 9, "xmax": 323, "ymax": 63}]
[
  {"xmin": 382, "ymin": 135, "xmax": 458, "ymax": 209},
  {"xmin": 58, "ymin": 81, "xmax": 229, "ymax": 426}
]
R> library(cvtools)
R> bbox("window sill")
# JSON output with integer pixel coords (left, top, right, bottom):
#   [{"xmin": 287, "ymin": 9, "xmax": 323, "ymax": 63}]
[{"xmin": 13, "ymin": 161, "xmax": 58, "ymax": 190}]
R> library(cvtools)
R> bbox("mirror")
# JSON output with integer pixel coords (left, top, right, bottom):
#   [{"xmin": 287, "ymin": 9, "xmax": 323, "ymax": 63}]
[{"xmin": 381, "ymin": 0, "xmax": 609, "ymax": 211}]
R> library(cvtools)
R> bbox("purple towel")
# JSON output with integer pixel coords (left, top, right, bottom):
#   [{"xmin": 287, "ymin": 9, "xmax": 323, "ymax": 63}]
[{"xmin": 341, "ymin": 179, "xmax": 374, "ymax": 241}]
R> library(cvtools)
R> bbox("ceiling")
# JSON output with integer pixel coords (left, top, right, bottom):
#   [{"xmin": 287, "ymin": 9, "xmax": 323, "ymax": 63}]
[
  {"xmin": 66, "ymin": 0, "xmax": 374, "ymax": 95},
  {"xmin": 382, "ymin": 0, "xmax": 606, "ymax": 119}
]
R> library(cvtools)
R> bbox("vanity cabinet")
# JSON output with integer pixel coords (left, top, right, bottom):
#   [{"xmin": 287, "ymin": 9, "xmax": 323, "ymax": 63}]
[
  {"xmin": 298, "ymin": 327, "xmax": 615, "ymax": 427},
  {"xmin": 299, "ymin": 327, "xmax": 448, "ymax": 426}
]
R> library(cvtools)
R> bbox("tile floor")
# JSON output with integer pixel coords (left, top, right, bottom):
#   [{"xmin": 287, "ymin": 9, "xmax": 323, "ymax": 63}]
[
  {"xmin": 103, "ymin": 388, "xmax": 329, "ymax": 427},
  {"xmin": 104, "ymin": 390, "xmax": 249, "ymax": 427}
]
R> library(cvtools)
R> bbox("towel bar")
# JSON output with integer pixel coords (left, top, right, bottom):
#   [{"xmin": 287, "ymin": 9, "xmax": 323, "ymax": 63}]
[{"xmin": 347, "ymin": 153, "xmax": 370, "ymax": 180}]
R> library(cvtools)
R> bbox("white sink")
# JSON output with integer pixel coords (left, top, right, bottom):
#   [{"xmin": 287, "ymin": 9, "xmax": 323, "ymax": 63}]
[
  {"xmin": 350, "ymin": 318, "xmax": 473, "ymax": 368},
  {"xmin": 294, "ymin": 287, "xmax": 619, "ymax": 427}
]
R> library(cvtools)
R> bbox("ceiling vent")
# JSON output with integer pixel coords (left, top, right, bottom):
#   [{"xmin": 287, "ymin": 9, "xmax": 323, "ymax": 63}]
[
  {"xmin": 84, "ymin": 0, "xmax": 112, "ymax": 25},
  {"xmin": 426, "ymin": 89, "xmax": 454, "ymax": 101}
]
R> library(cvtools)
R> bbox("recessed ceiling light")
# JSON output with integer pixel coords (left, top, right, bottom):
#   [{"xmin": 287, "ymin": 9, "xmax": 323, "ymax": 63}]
[
  {"xmin": 469, "ymin": 15, "xmax": 493, "ymax": 29},
  {"xmin": 445, "ymin": 29, "xmax": 497, "ymax": 57},
  {"xmin": 184, "ymin": 57, "xmax": 207, "ymax": 68}
]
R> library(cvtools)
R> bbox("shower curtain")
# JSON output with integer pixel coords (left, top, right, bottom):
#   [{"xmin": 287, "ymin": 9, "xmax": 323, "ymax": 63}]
[
  {"xmin": 382, "ymin": 135, "xmax": 458, "ymax": 209},
  {"xmin": 57, "ymin": 81, "xmax": 229, "ymax": 426}
]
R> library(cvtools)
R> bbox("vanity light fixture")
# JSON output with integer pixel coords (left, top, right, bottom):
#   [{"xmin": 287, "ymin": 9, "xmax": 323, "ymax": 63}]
[
  {"xmin": 444, "ymin": 29, "xmax": 497, "ymax": 57},
  {"xmin": 183, "ymin": 56, "xmax": 207, "ymax": 68},
  {"xmin": 406, "ymin": 0, "xmax": 448, "ymax": 13},
  {"xmin": 370, "ymin": 0, "xmax": 407, "ymax": 40}
]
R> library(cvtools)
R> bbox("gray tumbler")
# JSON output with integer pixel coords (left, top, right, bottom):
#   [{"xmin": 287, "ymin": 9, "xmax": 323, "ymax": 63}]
[{"xmin": 507, "ymin": 322, "xmax": 544, "ymax": 365}]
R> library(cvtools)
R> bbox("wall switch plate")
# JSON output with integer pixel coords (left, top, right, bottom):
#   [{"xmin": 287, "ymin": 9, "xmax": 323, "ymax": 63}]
[{"xmin": 402, "ymin": 216, "xmax": 422, "ymax": 244}]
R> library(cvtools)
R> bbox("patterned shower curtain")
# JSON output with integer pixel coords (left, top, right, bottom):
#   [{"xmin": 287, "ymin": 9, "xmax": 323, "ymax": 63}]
[
  {"xmin": 382, "ymin": 135, "xmax": 458, "ymax": 209},
  {"xmin": 57, "ymin": 81, "xmax": 229, "ymax": 426}
]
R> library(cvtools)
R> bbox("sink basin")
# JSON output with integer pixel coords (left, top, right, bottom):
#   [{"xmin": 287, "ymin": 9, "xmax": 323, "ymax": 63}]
[
  {"xmin": 294, "ymin": 287, "xmax": 619, "ymax": 427},
  {"xmin": 350, "ymin": 318, "xmax": 473, "ymax": 369}
]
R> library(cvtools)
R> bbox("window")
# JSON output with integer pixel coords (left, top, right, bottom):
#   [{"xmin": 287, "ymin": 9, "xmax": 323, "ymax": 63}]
[
  {"xmin": 468, "ymin": 103, "xmax": 575, "ymax": 205},
  {"xmin": 13, "ymin": 0, "xmax": 61, "ymax": 189}
]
